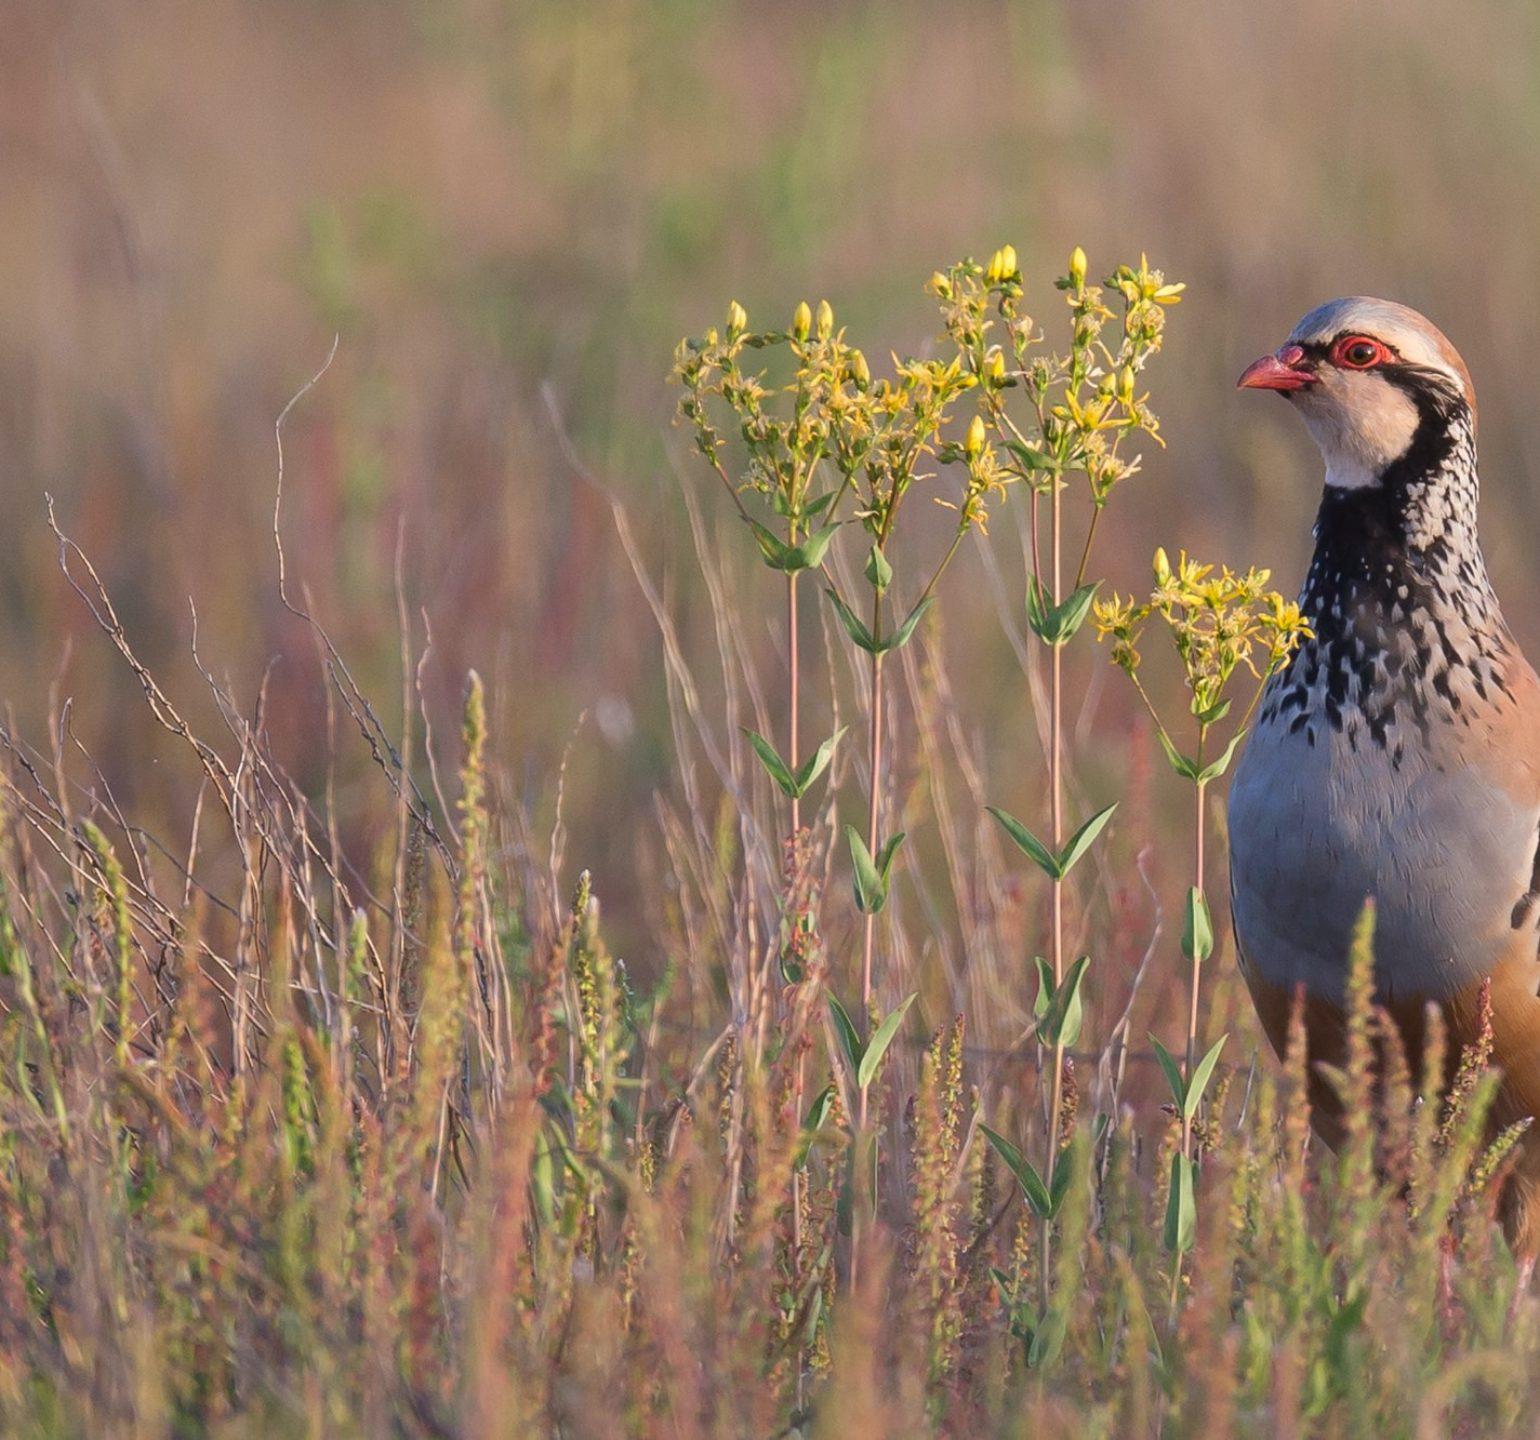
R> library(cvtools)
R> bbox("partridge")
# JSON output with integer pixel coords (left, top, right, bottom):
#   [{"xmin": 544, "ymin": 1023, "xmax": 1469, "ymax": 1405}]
[{"xmin": 1228, "ymin": 297, "xmax": 1540, "ymax": 1253}]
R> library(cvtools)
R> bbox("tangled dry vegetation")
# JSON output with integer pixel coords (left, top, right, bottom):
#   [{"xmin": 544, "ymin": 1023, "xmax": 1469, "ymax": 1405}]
[{"xmin": 1, "ymin": 253, "xmax": 1539, "ymax": 1440}]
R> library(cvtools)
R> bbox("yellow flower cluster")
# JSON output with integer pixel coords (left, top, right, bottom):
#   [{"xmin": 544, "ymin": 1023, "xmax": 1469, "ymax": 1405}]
[
  {"xmin": 674, "ymin": 297, "xmax": 1011, "ymax": 545},
  {"xmin": 1094, "ymin": 549, "xmax": 1312, "ymax": 717},
  {"xmin": 931, "ymin": 246, "xmax": 1179, "ymax": 513}
]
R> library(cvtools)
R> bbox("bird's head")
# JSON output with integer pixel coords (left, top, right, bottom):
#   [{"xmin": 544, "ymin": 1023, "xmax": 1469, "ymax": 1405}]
[{"xmin": 1237, "ymin": 297, "xmax": 1475, "ymax": 491}]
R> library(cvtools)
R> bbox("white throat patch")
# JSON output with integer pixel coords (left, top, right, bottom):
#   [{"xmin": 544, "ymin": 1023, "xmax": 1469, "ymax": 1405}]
[{"xmin": 1293, "ymin": 369, "xmax": 1420, "ymax": 490}]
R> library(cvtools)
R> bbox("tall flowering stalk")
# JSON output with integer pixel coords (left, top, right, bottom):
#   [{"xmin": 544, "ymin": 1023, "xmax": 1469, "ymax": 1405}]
[
  {"xmin": 942, "ymin": 246, "xmax": 1182, "ymax": 1322},
  {"xmin": 1095, "ymin": 549, "xmax": 1310, "ymax": 1277},
  {"xmin": 676, "ymin": 290, "xmax": 1008, "ymax": 1284},
  {"xmin": 675, "ymin": 299, "xmax": 859, "ymax": 852}
]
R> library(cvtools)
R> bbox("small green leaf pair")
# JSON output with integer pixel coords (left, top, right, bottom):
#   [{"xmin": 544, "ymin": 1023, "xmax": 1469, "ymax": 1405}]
[
  {"xmin": 1151, "ymin": 1032, "xmax": 1226, "ymax": 1254},
  {"xmin": 1026, "ymin": 577, "xmax": 1100, "ymax": 647},
  {"xmin": 1156, "ymin": 727, "xmax": 1247, "ymax": 784},
  {"xmin": 981, "ymin": 1125, "xmax": 1079, "ymax": 1223},
  {"xmin": 1033, "ymin": 955, "xmax": 1089, "ymax": 1049},
  {"xmin": 828, "ymin": 991, "xmax": 917, "ymax": 1091},
  {"xmin": 1152, "ymin": 1033, "xmax": 1227, "ymax": 1123},
  {"xmin": 826, "ymin": 589, "xmax": 935, "ymax": 657},
  {"xmin": 989, "ymin": 1268, "xmax": 1067, "ymax": 1369},
  {"xmin": 846, "ymin": 826, "xmax": 905, "ymax": 914},
  {"xmin": 743, "ymin": 727, "xmax": 845, "ymax": 800},
  {"xmin": 749, "ymin": 519, "xmax": 842, "ymax": 573},
  {"xmin": 989, "ymin": 802, "xmax": 1117, "ymax": 882}
]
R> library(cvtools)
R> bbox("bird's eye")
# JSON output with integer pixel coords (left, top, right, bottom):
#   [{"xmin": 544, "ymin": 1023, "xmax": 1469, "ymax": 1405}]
[{"xmin": 1333, "ymin": 336, "xmax": 1387, "ymax": 369}]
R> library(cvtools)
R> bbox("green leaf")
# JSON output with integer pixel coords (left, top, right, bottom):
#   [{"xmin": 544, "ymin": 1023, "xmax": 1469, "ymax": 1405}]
[
  {"xmin": 857, "ymin": 992, "xmax": 917, "ymax": 1089},
  {"xmin": 802, "ymin": 489, "xmax": 838, "ymax": 521},
  {"xmin": 1026, "ymin": 579, "xmax": 1100, "ymax": 646},
  {"xmin": 877, "ymin": 594, "xmax": 935, "ymax": 654},
  {"xmin": 827, "ymin": 994, "xmax": 862, "ymax": 1076},
  {"xmin": 1182, "ymin": 886, "xmax": 1214, "ymax": 963},
  {"xmin": 876, "ymin": 831, "xmax": 906, "ymax": 883},
  {"xmin": 1192, "ymin": 695, "xmax": 1232, "ymax": 725},
  {"xmin": 825, "ymin": 589, "xmax": 878, "ymax": 653},
  {"xmin": 780, "ymin": 521, "xmax": 842, "ymax": 573},
  {"xmin": 1164, "ymin": 1151, "xmax": 1196, "ymax": 1253},
  {"xmin": 743, "ymin": 729, "xmax": 798, "ymax": 797},
  {"xmin": 981, "ymin": 1124, "xmax": 1053, "ymax": 1219},
  {"xmin": 1028, "ymin": 1307, "xmax": 1067, "ymax": 1369},
  {"xmin": 1156, "ymin": 727, "xmax": 1200, "ymax": 780},
  {"xmin": 1151, "ymin": 1036, "xmax": 1186, "ymax": 1109},
  {"xmin": 865, "ymin": 543, "xmax": 893, "ymax": 592},
  {"xmin": 1051, "ymin": 581, "xmax": 1101, "ymax": 646},
  {"xmin": 791, "ymin": 726, "xmax": 845, "ymax": 795},
  {"xmin": 846, "ymin": 826, "xmax": 887, "ymax": 914},
  {"xmin": 1040, "ymin": 955, "xmax": 1089, "ymax": 1049},
  {"xmin": 1184, "ymin": 1034, "xmax": 1228, "ymax": 1121},
  {"xmin": 1056, "ymin": 802, "xmax": 1118, "ymax": 878},
  {"xmin": 1048, "ymin": 1135, "xmax": 1080, "ymax": 1217},
  {"xmin": 1025, "ymin": 577, "xmax": 1049, "ymax": 641},
  {"xmin": 1031, "ymin": 956, "xmax": 1054, "ymax": 1023},
  {"xmin": 988, "ymin": 806, "xmax": 1061, "ymax": 879},
  {"xmin": 748, "ymin": 520, "xmax": 793, "ymax": 569},
  {"xmin": 1003, "ymin": 439, "xmax": 1054, "ymax": 472},
  {"xmin": 796, "ymin": 1083, "xmax": 836, "ymax": 1167},
  {"xmin": 1196, "ymin": 728, "xmax": 1249, "ymax": 784}
]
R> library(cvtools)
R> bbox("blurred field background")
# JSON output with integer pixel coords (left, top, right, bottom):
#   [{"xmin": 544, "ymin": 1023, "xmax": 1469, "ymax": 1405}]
[
  {"xmin": 10, "ymin": 3, "xmax": 1540, "ymax": 1432},
  {"xmin": 7, "ymin": 0, "xmax": 1540, "ymax": 991}
]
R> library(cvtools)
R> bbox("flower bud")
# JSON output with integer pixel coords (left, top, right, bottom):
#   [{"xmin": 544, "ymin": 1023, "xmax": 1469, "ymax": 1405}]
[
  {"xmin": 928, "ymin": 270, "xmax": 952, "ymax": 299},
  {"xmin": 1153, "ymin": 547, "xmax": 1171, "ymax": 584},
  {"xmin": 1068, "ymin": 245, "xmax": 1088, "ymax": 290},
  {"xmin": 999, "ymin": 243, "xmax": 1017, "ymax": 277},
  {"xmin": 985, "ymin": 350, "xmax": 1007, "ymax": 387},
  {"xmin": 849, "ymin": 349, "xmax": 871, "ymax": 389},
  {"xmin": 1118, "ymin": 365, "xmax": 1135, "ymax": 404},
  {"xmin": 986, "ymin": 248, "xmax": 1009, "ymax": 285},
  {"xmin": 816, "ymin": 299, "xmax": 834, "ymax": 340},
  {"xmin": 964, "ymin": 414, "xmax": 986, "ymax": 461},
  {"xmin": 726, "ymin": 300, "xmax": 747, "ymax": 336},
  {"xmin": 792, "ymin": 301, "xmax": 811, "ymax": 341}
]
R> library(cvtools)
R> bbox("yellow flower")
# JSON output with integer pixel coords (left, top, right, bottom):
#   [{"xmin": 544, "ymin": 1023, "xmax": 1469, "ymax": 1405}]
[
  {"xmin": 726, "ymin": 300, "xmax": 747, "ymax": 336},
  {"xmin": 964, "ymin": 414, "xmax": 986, "ymax": 461}
]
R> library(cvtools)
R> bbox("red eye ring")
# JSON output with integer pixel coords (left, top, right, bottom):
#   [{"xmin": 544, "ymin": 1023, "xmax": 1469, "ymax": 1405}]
[{"xmin": 1332, "ymin": 335, "xmax": 1389, "ymax": 369}]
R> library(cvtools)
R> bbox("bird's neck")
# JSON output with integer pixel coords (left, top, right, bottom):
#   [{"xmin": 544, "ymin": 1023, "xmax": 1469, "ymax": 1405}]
[{"xmin": 1301, "ymin": 409, "xmax": 1499, "ymax": 643}]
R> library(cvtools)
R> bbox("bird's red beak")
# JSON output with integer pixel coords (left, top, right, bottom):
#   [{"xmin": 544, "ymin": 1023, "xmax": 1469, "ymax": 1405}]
[{"xmin": 1236, "ymin": 345, "xmax": 1316, "ymax": 392}]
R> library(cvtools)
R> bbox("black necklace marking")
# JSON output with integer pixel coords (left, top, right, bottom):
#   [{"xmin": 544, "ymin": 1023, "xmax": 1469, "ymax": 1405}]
[{"xmin": 1257, "ymin": 366, "xmax": 1517, "ymax": 755}]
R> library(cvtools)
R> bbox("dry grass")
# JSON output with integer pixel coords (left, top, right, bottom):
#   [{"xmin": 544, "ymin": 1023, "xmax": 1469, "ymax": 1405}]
[{"xmin": 0, "ymin": 394, "xmax": 1534, "ymax": 1435}]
